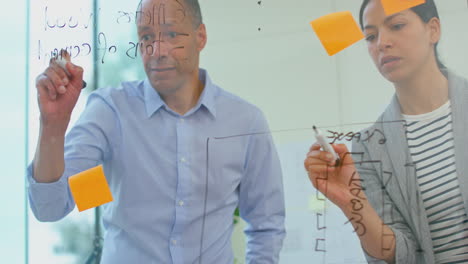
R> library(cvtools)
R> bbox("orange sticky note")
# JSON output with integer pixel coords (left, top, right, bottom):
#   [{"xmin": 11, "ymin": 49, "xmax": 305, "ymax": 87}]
[
  {"xmin": 381, "ymin": 0, "xmax": 426, "ymax": 16},
  {"xmin": 310, "ymin": 11, "xmax": 365, "ymax": 56},
  {"xmin": 69, "ymin": 165, "xmax": 113, "ymax": 212}
]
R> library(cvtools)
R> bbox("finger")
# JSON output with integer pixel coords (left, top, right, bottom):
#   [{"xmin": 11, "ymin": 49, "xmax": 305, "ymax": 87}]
[
  {"xmin": 309, "ymin": 142, "xmax": 322, "ymax": 152},
  {"xmin": 304, "ymin": 157, "xmax": 337, "ymax": 173},
  {"xmin": 38, "ymin": 75, "xmax": 58, "ymax": 101},
  {"xmin": 56, "ymin": 50, "xmax": 86, "ymax": 90},
  {"xmin": 35, "ymin": 73, "xmax": 48, "ymax": 96},
  {"xmin": 307, "ymin": 150, "xmax": 336, "ymax": 163},
  {"xmin": 50, "ymin": 59, "xmax": 71, "ymax": 84},
  {"xmin": 308, "ymin": 143, "xmax": 337, "ymax": 166},
  {"xmin": 333, "ymin": 144, "xmax": 356, "ymax": 165},
  {"xmin": 44, "ymin": 67, "xmax": 67, "ymax": 95},
  {"xmin": 36, "ymin": 77, "xmax": 50, "ymax": 101},
  {"xmin": 333, "ymin": 144, "xmax": 349, "ymax": 155},
  {"xmin": 307, "ymin": 163, "xmax": 337, "ymax": 174},
  {"xmin": 304, "ymin": 156, "xmax": 326, "ymax": 169},
  {"xmin": 66, "ymin": 62, "xmax": 85, "ymax": 91}
]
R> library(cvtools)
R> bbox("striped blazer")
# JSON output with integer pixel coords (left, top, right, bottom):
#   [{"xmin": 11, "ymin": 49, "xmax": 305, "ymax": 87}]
[{"xmin": 352, "ymin": 70, "xmax": 468, "ymax": 264}]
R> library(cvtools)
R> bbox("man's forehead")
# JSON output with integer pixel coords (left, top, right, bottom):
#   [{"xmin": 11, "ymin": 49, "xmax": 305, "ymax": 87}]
[
  {"xmin": 137, "ymin": 21, "xmax": 180, "ymax": 31},
  {"xmin": 138, "ymin": 0, "xmax": 188, "ymax": 26},
  {"xmin": 140, "ymin": 0, "xmax": 185, "ymax": 11}
]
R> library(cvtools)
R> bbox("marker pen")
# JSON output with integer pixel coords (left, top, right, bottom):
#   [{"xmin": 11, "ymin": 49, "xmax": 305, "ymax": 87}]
[{"xmin": 313, "ymin": 125, "xmax": 340, "ymax": 166}]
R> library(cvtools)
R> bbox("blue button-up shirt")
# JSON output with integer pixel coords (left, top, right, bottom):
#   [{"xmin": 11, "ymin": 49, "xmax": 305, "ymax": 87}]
[{"xmin": 28, "ymin": 69, "xmax": 286, "ymax": 264}]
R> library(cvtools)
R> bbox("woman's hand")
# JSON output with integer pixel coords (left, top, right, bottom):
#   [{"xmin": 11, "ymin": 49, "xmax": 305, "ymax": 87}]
[{"xmin": 304, "ymin": 143, "xmax": 365, "ymax": 211}]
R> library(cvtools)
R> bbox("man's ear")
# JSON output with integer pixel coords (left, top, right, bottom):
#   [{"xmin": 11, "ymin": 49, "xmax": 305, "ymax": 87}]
[{"xmin": 196, "ymin": 24, "xmax": 207, "ymax": 51}]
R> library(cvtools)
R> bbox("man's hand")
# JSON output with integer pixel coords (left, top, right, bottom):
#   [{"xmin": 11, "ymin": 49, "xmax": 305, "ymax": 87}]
[{"xmin": 35, "ymin": 50, "xmax": 85, "ymax": 130}]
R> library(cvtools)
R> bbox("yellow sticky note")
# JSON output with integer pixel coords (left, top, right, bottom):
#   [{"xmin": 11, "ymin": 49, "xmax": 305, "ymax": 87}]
[
  {"xmin": 310, "ymin": 11, "xmax": 365, "ymax": 56},
  {"xmin": 381, "ymin": 0, "xmax": 426, "ymax": 16},
  {"xmin": 69, "ymin": 165, "xmax": 113, "ymax": 212}
]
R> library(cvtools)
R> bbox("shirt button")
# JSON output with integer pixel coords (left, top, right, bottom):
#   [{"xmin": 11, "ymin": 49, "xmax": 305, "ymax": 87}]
[
  {"xmin": 172, "ymin": 239, "xmax": 177, "ymax": 245},
  {"xmin": 180, "ymin": 118, "xmax": 185, "ymax": 123},
  {"xmin": 179, "ymin": 201, "xmax": 184, "ymax": 206},
  {"xmin": 180, "ymin": 157, "xmax": 186, "ymax": 163}
]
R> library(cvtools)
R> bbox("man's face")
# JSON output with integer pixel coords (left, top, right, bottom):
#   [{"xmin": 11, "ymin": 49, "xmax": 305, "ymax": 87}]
[{"xmin": 137, "ymin": 0, "xmax": 206, "ymax": 96}]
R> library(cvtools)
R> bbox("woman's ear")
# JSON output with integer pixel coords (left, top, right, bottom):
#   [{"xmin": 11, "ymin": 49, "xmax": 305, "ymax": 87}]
[{"xmin": 427, "ymin": 17, "xmax": 441, "ymax": 44}]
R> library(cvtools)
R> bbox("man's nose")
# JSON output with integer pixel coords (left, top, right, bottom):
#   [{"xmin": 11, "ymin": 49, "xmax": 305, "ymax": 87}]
[
  {"xmin": 151, "ymin": 38, "xmax": 171, "ymax": 58},
  {"xmin": 142, "ymin": 41, "xmax": 170, "ymax": 58}
]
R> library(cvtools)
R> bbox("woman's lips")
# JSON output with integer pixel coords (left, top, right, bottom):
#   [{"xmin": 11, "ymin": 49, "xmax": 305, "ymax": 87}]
[{"xmin": 380, "ymin": 56, "xmax": 401, "ymax": 66}]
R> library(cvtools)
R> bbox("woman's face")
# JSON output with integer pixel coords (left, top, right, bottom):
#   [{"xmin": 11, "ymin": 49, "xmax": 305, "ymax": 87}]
[{"xmin": 362, "ymin": 0, "xmax": 440, "ymax": 84}]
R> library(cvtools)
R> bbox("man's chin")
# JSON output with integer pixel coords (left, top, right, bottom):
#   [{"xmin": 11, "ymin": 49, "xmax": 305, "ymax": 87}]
[
  {"xmin": 148, "ymin": 73, "xmax": 172, "ymax": 84},
  {"xmin": 148, "ymin": 79, "xmax": 176, "ymax": 93}
]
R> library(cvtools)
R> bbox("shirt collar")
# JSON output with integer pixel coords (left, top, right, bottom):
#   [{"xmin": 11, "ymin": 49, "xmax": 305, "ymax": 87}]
[
  {"xmin": 195, "ymin": 68, "xmax": 217, "ymax": 118},
  {"xmin": 143, "ymin": 68, "xmax": 217, "ymax": 118},
  {"xmin": 143, "ymin": 79, "xmax": 165, "ymax": 118}
]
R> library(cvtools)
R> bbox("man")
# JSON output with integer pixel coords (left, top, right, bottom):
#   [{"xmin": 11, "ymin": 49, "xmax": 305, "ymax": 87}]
[{"xmin": 29, "ymin": 0, "xmax": 286, "ymax": 263}]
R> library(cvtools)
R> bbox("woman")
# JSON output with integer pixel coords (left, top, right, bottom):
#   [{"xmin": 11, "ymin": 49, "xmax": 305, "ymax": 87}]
[{"xmin": 304, "ymin": 0, "xmax": 468, "ymax": 263}]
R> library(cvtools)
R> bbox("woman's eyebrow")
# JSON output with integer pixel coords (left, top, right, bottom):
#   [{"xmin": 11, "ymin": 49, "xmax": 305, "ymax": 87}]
[
  {"xmin": 383, "ymin": 13, "xmax": 405, "ymax": 24},
  {"xmin": 364, "ymin": 13, "xmax": 405, "ymax": 30}
]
